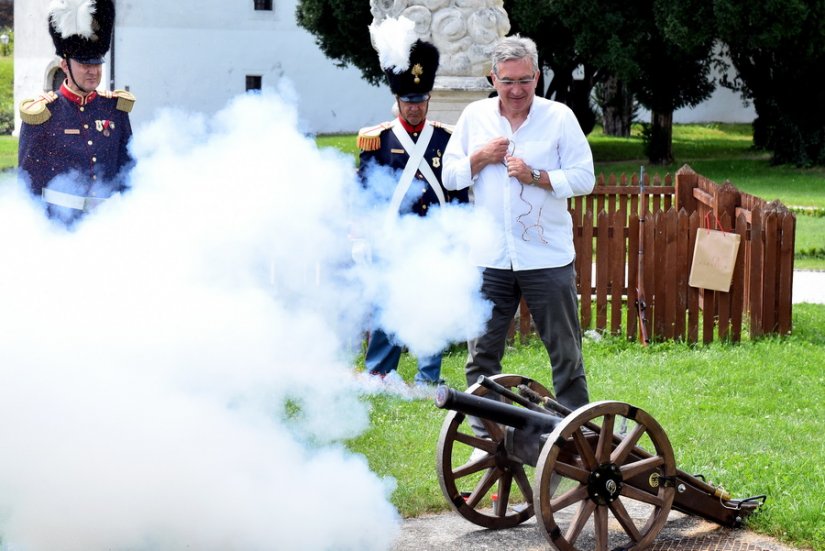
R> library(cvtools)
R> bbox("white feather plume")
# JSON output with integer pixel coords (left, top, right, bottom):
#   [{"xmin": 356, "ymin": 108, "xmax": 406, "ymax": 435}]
[
  {"xmin": 369, "ymin": 16, "xmax": 418, "ymax": 74},
  {"xmin": 49, "ymin": 0, "xmax": 97, "ymax": 39}
]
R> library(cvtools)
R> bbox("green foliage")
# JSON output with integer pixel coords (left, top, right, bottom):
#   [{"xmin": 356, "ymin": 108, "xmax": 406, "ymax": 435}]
[
  {"xmin": 0, "ymin": 135, "xmax": 15, "ymax": 170},
  {"xmin": 348, "ymin": 304, "xmax": 825, "ymax": 550},
  {"xmin": 714, "ymin": 0, "xmax": 825, "ymax": 166},
  {"xmin": 0, "ymin": 56, "xmax": 12, "ymax": 136}
]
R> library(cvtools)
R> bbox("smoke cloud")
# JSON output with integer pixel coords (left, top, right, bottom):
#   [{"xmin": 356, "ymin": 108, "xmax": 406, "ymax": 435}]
[{"xmin": 0, "ymin": 89, "xmax": 493, "ymax": 550}]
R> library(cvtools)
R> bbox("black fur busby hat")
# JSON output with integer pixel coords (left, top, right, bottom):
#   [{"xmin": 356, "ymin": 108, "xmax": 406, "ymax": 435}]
[
  {"xmin": 369, "ymin": 17, "xmax": 439, "ymax": 103},
  {"xmin": 48, "ymin": 0, "xmax": 115, "ymax": 64}
]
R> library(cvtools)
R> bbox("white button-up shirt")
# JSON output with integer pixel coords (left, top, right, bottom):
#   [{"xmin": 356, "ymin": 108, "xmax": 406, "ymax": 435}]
[{"xmin": 443, "ymin": 96, "xmax": 595, "ymax": 270}]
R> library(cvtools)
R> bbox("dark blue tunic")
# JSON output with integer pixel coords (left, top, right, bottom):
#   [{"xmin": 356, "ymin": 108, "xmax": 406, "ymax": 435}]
[
  {"xmin": 357, "ymin": 119, "xmax": 469, "ymax": 216},
  {"xmin": 18, "ymin": 83, "xmax": 133, "ymax": 223}
]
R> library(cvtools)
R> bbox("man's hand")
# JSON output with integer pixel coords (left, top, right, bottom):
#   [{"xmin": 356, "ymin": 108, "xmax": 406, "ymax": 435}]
[
  {"xmin": 470, "ymin": 137, "xmax": 511, "ymax": 176},
  {"xmin": 504, "ymin": 154, "xmax": 531, "ymax": 184}
]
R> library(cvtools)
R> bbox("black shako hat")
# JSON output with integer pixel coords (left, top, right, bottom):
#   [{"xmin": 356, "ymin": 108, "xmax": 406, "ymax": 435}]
[
  {"xmin": 48, "ymin": 0, "xmax": 115, "ymax": 64},
  {"xmin": 385, "ymin": 40, "xmax": 439, "ymax": 103}
]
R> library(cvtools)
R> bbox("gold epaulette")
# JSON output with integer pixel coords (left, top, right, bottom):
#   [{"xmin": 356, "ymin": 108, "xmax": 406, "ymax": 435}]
[
  {"xmin": 357, "ymin": 121, "xmax": 393, "ymax": 151},
  {"xmin": 19, "ymin": 92, "xmax": 58, "ymax": 125},
  {"xmin": 113, "ymin": 89, "xmax": 136, "ymax": 113},
  {"xmin": 430, "ymin": 120, "xmax": 454, "ymax": 134},
  {"xmin": 99, "ymin": 89, "xmax": 136, "ymax": 112}
]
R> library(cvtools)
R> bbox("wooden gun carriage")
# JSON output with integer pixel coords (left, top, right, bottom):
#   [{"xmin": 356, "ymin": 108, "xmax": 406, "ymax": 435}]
[{"xmin": 434, "ymin": 374, "xmax": 765, "ymax": 550}]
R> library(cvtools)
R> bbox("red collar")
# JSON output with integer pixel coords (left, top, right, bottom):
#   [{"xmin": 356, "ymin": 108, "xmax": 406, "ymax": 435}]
[
  {"xmin": 398, "ymin": 117, "xmax": 426, "ymax": 135},
  {"xmin": 60, "ymin": 82, "xmax": 98, "ymax": 106}
]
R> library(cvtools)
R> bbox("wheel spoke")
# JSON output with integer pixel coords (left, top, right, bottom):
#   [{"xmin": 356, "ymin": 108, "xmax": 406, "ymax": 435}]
[
  {"xmin": 565, "ymin": 499, "xmax": 597, "ymax": 543},
  {"xmin": 551, "ymin": 481, "xmax": 589, "ymax": 510},
  {"xmin": 611, "ymin": 422, "xmax": 646, "ymax": 464},
  {"xmin": 452, "ymin": 453, "xmax": 495, "ymax": 478},
  {"xmin": 572, "ymin": 427, "xmax": 598, "ymax": 470},
  {"xmin": 621, "ymin": 481, "xmax": 666, "ymax": 507},
  {"xmin": 594, "ymin": 505, "xmax": 609, "ymax": 550},
  {"xmin": 610, "ymin": 497, "xmax": 643, "ymax": 542},
  {"xmin": 554, "ymin": 458, "xmax": 590, "ymax": 483},
  {"xmin": 620, "ymin": 454, "xmax": 664, "ymax": 480},
  {"xmin": 595, "ymin": 413, "xmax": 615, "ymax": 463},
  {"xmin": 480, "ymin": 417, "xmax": 505, "ymax": 442},
  {"xmin": 495, "ymin": 472, "xmax": 513, "ymax": 517},
  {"xmin": 512, "ymin": 463, "xmax": 534, "ymax": 503},
  {"xmin": 465, "ymin": 467, "xmax": 502, "ymax": 508},
  {"xmin": 453, "ymin": 430, "xmax": 497, "ymax": 453}
]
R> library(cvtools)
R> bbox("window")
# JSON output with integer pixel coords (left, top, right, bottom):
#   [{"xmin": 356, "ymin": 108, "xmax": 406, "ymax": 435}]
[
  {"xmin": 246, "ymin": 75, "xmax": 262, "ymax": 92},
  {"xmin": 254, "ymin": 0, "xmax": 273, "ymax": 10}
]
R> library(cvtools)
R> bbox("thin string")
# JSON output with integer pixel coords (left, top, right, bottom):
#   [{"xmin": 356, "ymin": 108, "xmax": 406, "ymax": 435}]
[{"xmin": 508, "ymin": 140, "xmax": 548, "ymax": 244}]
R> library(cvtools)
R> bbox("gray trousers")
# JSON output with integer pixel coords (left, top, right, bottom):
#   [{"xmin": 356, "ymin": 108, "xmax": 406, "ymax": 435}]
[{"xmin": 466, "ymin": 263, "xmax": 590, "ymax": 411}]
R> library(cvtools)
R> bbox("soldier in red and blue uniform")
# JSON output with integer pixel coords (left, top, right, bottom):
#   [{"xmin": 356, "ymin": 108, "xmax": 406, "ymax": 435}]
[
  {"xmin": 356, "ymin": 25, "xmax": 469, "ymax": 386},
  {"xmin": 17, "ymin": 0, "xmax": 134, "ymax": 226}
]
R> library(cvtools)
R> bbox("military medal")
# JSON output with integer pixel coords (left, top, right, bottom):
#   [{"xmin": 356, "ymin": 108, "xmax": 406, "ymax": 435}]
[{"xmin": 96, "ymin": 119, "xmax": 113, "ymax": 136}]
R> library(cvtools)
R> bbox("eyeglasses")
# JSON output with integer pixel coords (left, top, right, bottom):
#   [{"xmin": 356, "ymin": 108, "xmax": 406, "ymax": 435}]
[{"xmin": 496, "ymin": 77, "xmax": 535, "ymax": 87}]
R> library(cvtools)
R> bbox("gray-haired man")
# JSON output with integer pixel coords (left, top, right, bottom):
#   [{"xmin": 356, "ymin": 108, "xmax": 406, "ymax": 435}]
[{"xmin": 443, "ymin": 35, "xmax": 594, "ymax": 412}]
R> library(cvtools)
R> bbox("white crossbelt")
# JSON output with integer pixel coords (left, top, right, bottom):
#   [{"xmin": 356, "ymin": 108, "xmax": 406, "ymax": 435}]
[
  {"xmin": 387, "ymin": 120, "xmax": 446, "ymax": 216},
  {"xmin": 42, "ymin": 188, "xmax": 107, "ymax": 212}
]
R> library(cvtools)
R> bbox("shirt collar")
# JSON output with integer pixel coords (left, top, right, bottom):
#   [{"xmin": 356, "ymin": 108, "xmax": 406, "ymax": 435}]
[
  {"xmin": 398, "ymin": 116, "xmax": 426, "ymax": 135},
  {"xmin": 60, "ymin": 81, "xmax": 98, "ymax": 106}
]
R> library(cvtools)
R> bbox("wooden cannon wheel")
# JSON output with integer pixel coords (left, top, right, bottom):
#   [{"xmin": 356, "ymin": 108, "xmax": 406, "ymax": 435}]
[
  {"xmin": 533, "ymin": 401, "xmax": 676, "ymax": 551},
  {"xmin": 436, "ymin": 374, "xmax": 552, "ymax": 529}
]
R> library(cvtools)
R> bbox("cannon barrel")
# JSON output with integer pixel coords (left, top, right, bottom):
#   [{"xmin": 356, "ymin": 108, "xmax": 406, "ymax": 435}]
[{"xmin": 435, "ymin": 385, "xmax": 560, "ymax": 435}]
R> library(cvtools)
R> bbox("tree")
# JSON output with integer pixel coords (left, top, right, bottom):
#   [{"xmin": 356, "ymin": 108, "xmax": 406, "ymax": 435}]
[
  {"xmin": 0, "ymin": 1, "xmax": 12, "ymax": 30},
  {"xmin": 715, "ymin": 0, "xmax": 825, "ymax": 166},
  {"xmin": 296, "ymin": 0, "xmax": 717, "ymax": 163},
  {"xmin": 295, "ymin": 0, "xmax": 382, "ymax": 85},
  {"xmin": 505, "ymin": 0, "xmax": 601, "ymax": 135},
  {"xmin": 510, "ymin": 0, "xmax": 716, "ymax": 162}
]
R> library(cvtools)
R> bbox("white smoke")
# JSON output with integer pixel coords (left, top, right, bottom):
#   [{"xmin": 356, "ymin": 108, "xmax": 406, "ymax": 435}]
[{"xmin": 0, "ymin": 89, "xmax": 493, "ymax": 550}]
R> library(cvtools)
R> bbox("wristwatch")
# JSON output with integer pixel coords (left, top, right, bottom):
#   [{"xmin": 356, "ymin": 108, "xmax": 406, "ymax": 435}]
[{"xmin": 531, "ymin": 169, "xmax": 541, "ymax": 184}]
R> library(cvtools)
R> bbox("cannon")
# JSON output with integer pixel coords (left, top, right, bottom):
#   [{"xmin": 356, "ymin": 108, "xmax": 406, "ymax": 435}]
[{"xmin": 434, "ymin": 374, "xmax": 765, "ymax": 551}]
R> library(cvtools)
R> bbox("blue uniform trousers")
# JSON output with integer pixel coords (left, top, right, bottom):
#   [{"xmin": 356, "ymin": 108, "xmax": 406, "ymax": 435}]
[{"xmin": 365, "ymin": 328, "xmax": 443, "ymax": 385}]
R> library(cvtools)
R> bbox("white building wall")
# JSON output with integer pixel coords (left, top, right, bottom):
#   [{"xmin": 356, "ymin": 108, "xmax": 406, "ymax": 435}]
[
  {"xmin": 14, "ymin": 0, "xmax": 754, "ymax": 136},
  {"xmin": 14, "ymin": 0, "xmax": 395, "ymax": 136}
]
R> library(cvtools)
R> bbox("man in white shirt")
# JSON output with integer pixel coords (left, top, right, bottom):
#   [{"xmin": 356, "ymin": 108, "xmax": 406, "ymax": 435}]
[{"xmin": 442, "ymin": 35, "xmax": 594, "ymax": 411}]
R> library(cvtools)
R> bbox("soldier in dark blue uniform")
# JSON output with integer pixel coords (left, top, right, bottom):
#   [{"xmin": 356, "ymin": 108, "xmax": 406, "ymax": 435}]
[
  {"xmin": 18, "ymin": 0, "xmax": 134, "ymax": 227},
  {"xmin": 357, "ymin": 20, "xmax": 469, "ymax": 386}
]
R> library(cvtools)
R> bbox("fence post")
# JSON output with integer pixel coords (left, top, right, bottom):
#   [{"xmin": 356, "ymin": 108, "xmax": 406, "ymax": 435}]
[
  {"xmin": 715, "ymin": 181, "xmax": 739, "ymax": 230},
  {"xmin": 675, "ymin": 164, "xmax": 698, "ymax": 215}
]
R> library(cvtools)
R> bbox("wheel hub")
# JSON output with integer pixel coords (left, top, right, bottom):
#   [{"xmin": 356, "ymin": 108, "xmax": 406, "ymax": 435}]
[{"xmin": 587, "ymin": 463, "xmax": 623, "ymax": 505}]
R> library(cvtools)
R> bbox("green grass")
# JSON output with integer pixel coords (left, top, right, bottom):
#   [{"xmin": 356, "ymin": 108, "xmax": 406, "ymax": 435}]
[
  {"xmin": 0, "ymin": 135, "xmax": 15, "ymax": 171},
  {"xmin": 347, "ymin": 303, "xmax": 825, "ymax": 550},
  {"xmin": 0, "ymin": 56, "xmax": 12, "ymax": 105}
]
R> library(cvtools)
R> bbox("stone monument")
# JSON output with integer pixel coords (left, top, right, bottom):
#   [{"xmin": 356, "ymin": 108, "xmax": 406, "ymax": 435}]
[{"xmin": 369, "ymin": 0, "xmax": 510, "ymax": 123}]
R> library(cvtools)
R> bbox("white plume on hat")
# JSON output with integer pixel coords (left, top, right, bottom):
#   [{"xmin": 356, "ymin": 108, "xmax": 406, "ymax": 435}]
[
  {"xmin": 49, "ymin": 0, "xmax": 97, "ymax": 39},
  {"xmin": 369, "ymin": 16, "xmax": 418, "ymax": 75}
]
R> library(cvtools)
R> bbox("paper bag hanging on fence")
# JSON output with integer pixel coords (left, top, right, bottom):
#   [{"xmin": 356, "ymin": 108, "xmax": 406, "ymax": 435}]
[{"xmin": 689, "ymin": 229, "xmax": 741, "ymax": 292}]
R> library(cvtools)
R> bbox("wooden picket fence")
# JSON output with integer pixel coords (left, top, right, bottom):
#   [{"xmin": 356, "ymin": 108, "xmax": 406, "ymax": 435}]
[{"xmin": 513, "ymin": 164, "xmax": 796, "ymax": 344}]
